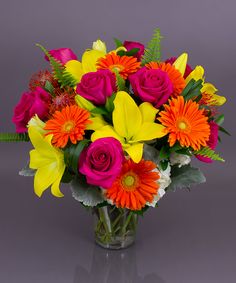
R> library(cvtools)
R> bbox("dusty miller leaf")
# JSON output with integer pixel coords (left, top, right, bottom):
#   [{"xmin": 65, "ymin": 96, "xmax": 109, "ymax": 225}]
[
  {"xmin": 71, "ymin": 176, "xmax": 104, "ymax": 207},
  {"xmin": 167, "ymin": 165, "xmax": 206, "ymax": 191},
  {"xmin": 19, "ymin": 164, "xmax": 35, "ymax": 177}
]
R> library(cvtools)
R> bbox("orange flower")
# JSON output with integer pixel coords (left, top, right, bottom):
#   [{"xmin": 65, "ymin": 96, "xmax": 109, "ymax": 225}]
[
  {"xmin": 146, "ymin": 62, "xmax": 186, "ymax": 97},
  {"xmin": 44, "ymin": 105, "xmax": 91, "ymax": 148},
  {"xmin": 158, "ymin": 96, "xmax": 210, "ymax": 150},
  {"xmin": 97, "ymin": 52, "xmax": 141, "ymax": 79},
  {"xmin": 106, "ymin": 159, "xmax": 160, "ymax": 210}
]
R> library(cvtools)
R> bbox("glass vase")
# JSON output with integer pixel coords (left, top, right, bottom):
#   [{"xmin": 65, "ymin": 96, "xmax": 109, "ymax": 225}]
[{"xmin": 93, "ymin": 205, "xmax": 138, "ymax": 250}]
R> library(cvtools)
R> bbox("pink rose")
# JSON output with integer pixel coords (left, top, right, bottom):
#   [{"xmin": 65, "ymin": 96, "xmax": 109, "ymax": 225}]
[
  {"xmin": 165, "ymin": 57, "xmax": 192, "ymax": 79},
  {"xmin": 123, "ymin": 41, "xmax": 145, "ymax": 61},
  {"xmin": 196, "ymin": 121, "xmax": 219, "ymax": 163},
  {"xmin": 45, "ymin": 48, "xmax": 77, "ymax": 65},
  {"xmin": 129, "ymin": 67, "xmax": 173, "ymax": 108},
  {"xmin": 79, "ymin": 138, "xmax": 124, "ymax": 189},
  {"xmin": 76, "ymin": 70, "xmax": 116, "ymax": 105},
  {"xmin": 12, "ymin": 87, "xmax": 51, "ymax": 133}
]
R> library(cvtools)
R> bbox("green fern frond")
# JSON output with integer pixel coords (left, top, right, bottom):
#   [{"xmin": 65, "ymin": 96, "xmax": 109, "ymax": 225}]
[
  {"xmin": 141, "ymin": 28, "xmax": 163, "ymax": 65},
  {"xmin": 36, "ymin": 43, "xmax": 77, "ymax": 88},
  {"xmin": 0, "ymin": 133, "xmax": 29, "ymax": 142},
  {"xmin": 113, "ymin": 69, "xmax": 126, "ymax": 91},
  {"xmin": 194, "ymin": 146, "xmax": 225, "ymax": 162}
]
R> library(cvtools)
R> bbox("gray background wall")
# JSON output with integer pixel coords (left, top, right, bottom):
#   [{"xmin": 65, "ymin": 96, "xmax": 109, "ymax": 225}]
[{"xmin": 0, "ymin": 0, "xmax": 235, "ymax": 282}]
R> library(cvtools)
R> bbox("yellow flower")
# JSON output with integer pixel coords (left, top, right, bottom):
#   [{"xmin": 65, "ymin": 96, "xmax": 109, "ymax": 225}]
[
  {"xmin": 91, "ymin": 91, "xmax": 166, "ymax": 163},
  {"xmin": 173, "ymin": 53, "xmax": 188, "ymax": 76},
  {"xmin": 28, "ymin": 126, "xmax": 66, "ymax": 198},
  {"xmin": 185, "ymin": 66, "xmax": 226, "ymax": 106},
  {"xmin": 92, "ymin": 39, "xmax": 107, "ymax": 53},
  {"xmin": 27, "ymin": 115, "xmax": 46, "ymax": 135},
  {"xmin": 65, "ymin": 49, "xmax": 105, "ymax": 84}
]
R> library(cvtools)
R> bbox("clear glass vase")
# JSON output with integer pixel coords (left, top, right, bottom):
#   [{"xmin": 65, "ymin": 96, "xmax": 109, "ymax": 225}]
[{"xmin": 93, "ymin": 205, "xmax": 138, "ymax": 250}]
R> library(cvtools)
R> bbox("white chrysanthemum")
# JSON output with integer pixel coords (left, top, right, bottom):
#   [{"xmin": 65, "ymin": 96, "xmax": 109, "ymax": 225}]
[
  {"xmin": 170, "ymin": 152, "xmax": 191, "ymax": 168},
  {"xmin": 147, "ymin": 163, "xmax": 171, "ymax": 207}
]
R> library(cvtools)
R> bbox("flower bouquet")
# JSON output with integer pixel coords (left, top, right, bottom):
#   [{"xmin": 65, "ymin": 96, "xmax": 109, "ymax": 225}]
[{"xmin": 0, "ymin": 29, "xmax": 228, "ymax": 249}]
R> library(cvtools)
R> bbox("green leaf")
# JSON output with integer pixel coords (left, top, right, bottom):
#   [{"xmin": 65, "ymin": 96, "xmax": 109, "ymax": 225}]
[
  {"xmin": 64, "ymin": 140, "xmax": 89, "ymax": 174},
  {"xmin": 113, "ymin": 38, "xmax": 123, "ymax": 48},
  {"xmin": 36, "ymin": 43, "xmax": 77, "ymax": 88},
  {"xmin": 44, "ymin": 80, "xmax": 55, "ymax": 96},
  {"xmin": 167, "ymin": 165, "xmax": 206, "ymax": 191},
  {"xmin": 176, "ymin": 148, "xmax": 192, "ymax": 156},
  {"xmin": 90, "ymin": 107, "xmax": 109, "ymax": 115},
  {"xmin": 194, "ymin": 146, "xmax": 225, "ymax": 162},
  {"xmin": 215, "ymin": 114, "xmax": 224, "ymax": 126},
  {"xmin": 141, "ymin": 28, "xmax": 163, "ymax": 65},
  {"xmin": 159, "ymin": 145, "xmax": 170, "ymax": 160},
  {"xmin": 219, "ymin": 126, "xmax": 231, "ymax": 136},
  {"xmin": 160, "ymin": 160, "xmax": 169, "ymax": 171},
  {"xmin": 105, "ymin": 93, "xmax": 116, "ymax": 113},
  {"xmin": 117, "ymin": 50, "xmax": 126, "ymax": 56},
  {"xmin": 182, "ymin": 79, "xmax": 203, "ymax": 101},
  {"xmin": 19, "ymin": 163, "xmax": 35, "ymax": 177},
  {"xmin": 71, "ymin": 176, "xmax": 104, "ymax": 207},
  {"xmin": 125, "ymin": 48, "xmax": 140, "ymax": 56},
  {"xmin": 61, "ymin": 167, "xmax": 74, "ymax": 183},
  {"xmin": 0, "ymin": 133, "xmax": 29, "ymax": 142}
]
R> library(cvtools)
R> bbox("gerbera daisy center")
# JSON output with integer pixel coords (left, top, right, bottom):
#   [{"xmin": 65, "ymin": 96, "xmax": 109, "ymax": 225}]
[
  {"xmin": 122, "ymin": 172, "xmax": 138, "ymax": 191},
  {"xmin": 63, "ymin": 120, "xmax": 75, "ymax": 132},
  {"xmin": 110, "ymin": 64, "xmax": 124, "ymax": 72},
  {"xmin": 178, "ymin": 121, "xmax": 188, "ymax": 130}
]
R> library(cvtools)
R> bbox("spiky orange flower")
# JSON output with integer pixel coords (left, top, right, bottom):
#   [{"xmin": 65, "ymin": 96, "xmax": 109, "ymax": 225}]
[
  {"xmin": 97, "ymin": 52, "xmax": 141, "ymax": 79},
  {"xmin": 106, "ymin": 159, "xmax": 160, "ymax": 211},
  {"xmin": 158, "ymin": 96, "xmax": 210, "ymax": 150},
  {"xmin": 44, "ymin": 105, "xmax": 91, "ymax": 148},
  {"xmin": 146, "ymin": 62, "xmax": 186, "ymax": 97}
]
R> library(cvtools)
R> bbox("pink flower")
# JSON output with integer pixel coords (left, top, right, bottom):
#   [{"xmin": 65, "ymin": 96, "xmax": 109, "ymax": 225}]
[
  {"xmin": 123, "ymin": 41, "xmax": 145, "ymax": 61},
  {"xmin": 12, "ymin": 87, "xmax": 51, "ymax": 133},
  {"xmin": 76, "ymin": 70, "xmax": 116, "ymax": 105},
  {"xmin": 129, "ymin": 67, "xmax": 173, "ymax": 108},
  {"xmin": 45, "ymin": 48, "xmax": 77, "ymax": 65},
  {"xmin": 79, "ymin": 138, "xmax": 124, "ymax": 189},
  {"xmin": 165, "ymin": 57, "xmax": 192, "ymax": 79},
  {"xmin": 196, "ymin": 121, "xmax": 219, "ymax": 163}
]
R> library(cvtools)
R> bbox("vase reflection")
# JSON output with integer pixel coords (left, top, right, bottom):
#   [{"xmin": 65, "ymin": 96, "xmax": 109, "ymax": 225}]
[{"xmin": 73, "ymin": 245, "xmax": 165, "ymax": 283}]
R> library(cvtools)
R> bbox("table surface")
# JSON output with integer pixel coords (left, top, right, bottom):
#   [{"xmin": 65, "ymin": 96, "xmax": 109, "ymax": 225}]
[{"xmin": 0, "ymin": 144, "xmax": 235, "ymax": 283}]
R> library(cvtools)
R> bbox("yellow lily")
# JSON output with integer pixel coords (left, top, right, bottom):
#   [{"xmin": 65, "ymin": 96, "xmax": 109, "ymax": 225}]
[
  {"xmin": 91, "ymin": 91, "xmax": 166, "ymax": 163},
  {"xmin": 173, "ymin": 53, "xmax": 188, "ymax": 76},
  {"xmin": 28, "ymin": 126, "xmax": 66, "ymax": 198},
  {"xmin": 185, "ymin": 66, "xmax": 226, "ymax": 106}
]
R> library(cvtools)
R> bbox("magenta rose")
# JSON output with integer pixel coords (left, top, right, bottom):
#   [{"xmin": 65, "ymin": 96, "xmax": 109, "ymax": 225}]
[
  {"xmin": 196, "ymin": 121, "xmax": 219, "ymax": 163},
  {"xmin": 45, "ymin": 48, "xmax": 77, "ymax": 65},
  {"xmin": 129, "ymin": 67, "xmax": 173, "ymax": 108},
  {"xmin": 12, "ymin": 86, "xmax": 51, "ymax": 133},
  {"xmin": 165, "ymin": 57, "xmax": 192, "ymax": 79},
  {"xmin": 76, "ymin": 69, "xmax": 116, "ymax": 105},
  {"xmin": 79, "ymin": 138, "xmax": 124, "ymax": 189},
  {"xmin": 123, "ymin": 41, "xmax": 145, "ymax": 61}
]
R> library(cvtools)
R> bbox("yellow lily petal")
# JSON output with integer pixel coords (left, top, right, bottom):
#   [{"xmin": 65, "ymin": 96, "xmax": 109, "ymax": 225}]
[
  {"xmin": 28, "ymin": 128, "xmax": 55, "ymax": 157},
  {"xmin": 113, "ymin": 91, "xmax": 142, "ymax": 140},
  {"xmin": 29, "ymin": 149, "xmax": 52, "ymax": 168},
  {"xmin": 92, "ymin": 39, "xmax": 107, "ymax": 53},
  {"xmin": 51, "ymin": 165, "xmax": 65, "ymax": 197},
  {"xmin": 27, "ymin": 115, "xmax": 46, "ymax": 135},
  {"xmin": 125, "ymin": 143, "xmax": 144, "ymax": 163},
  {"xmin": 201, "ymin": 82, "xmax": 218, "ymax": 94},
  {"xmin": 211, "ymin": 94, "xmax": 226, "ymax": 106},
  {"xmin": 185, "ymin": 65, "xmax": 204, "ymax": 84},
  {"xmin": 173, "ymin": 53, "xmax": 188, "ymax": 76},
  {"xmin": 82, "ymin": 49, "xmax": 105, "ymax": 73},
  {"xmin": 133, "ymin": 123, "xmax": 166, "ymax": 142},
  {"xmin": 91, "ymin": 125, "xmax": 124, "ymax": 144},
  {"xmin": 34, "ymin": 163, "xmax": 59, "ymax": 197},
  {"xmin": 65, "ymin": 60, "xmax": 83, "ymax": 83},
  {"xmin": 139, "ymin": 102, "xmax": 159, "ymax": 123},
  {"xmin": 86, "ymin": 116, "xmax": 107, "ymax": 131},
  {"xmin": 75, "ymin": 94, "xmax": 95, "ymax": 111}
]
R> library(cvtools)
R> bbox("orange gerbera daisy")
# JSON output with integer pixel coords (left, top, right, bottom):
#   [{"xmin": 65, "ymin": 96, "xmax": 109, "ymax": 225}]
[
  {"xmin": 44, "ymin": 105, "xmax": 91, "ymax": 148},
  {"xmin": 106, "ymin": 159, "xmax": 160, "ymax": 211},
  {"xmin": 97, "ymin": 52, "xmax": 141, "ymax": 79},
  {"xmin": 146, "ymin": 62, "xmax": 186, "ymax": 97},
  {"xmin": 158, "ymin": 96, "xmax": 210, "ymax": 150}
]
